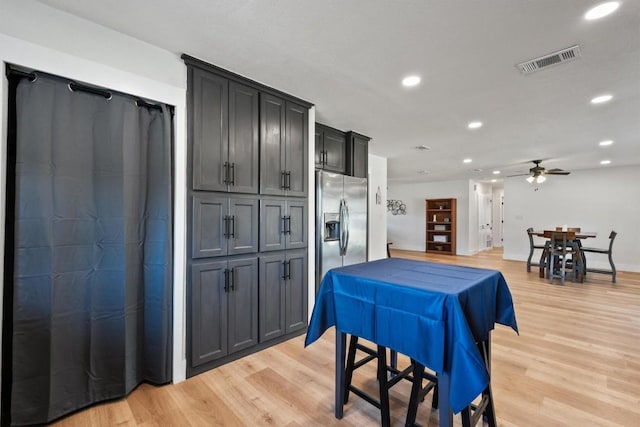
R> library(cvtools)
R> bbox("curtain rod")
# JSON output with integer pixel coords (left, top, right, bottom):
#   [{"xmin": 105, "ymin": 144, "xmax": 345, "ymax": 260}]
[
  {"xmin": 7, "ymin": 65, "xmax": 173, "ymax": 114},
  {"xmin": 6, "ymin": 68, "xmax": 37, "ymax": 82}
]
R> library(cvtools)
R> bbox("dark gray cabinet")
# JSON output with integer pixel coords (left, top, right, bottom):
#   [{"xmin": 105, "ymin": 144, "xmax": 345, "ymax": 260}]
[
  {"xmin": 185, "ymin": 57, "xmax": 310, "ymax": 376},
  {"xmin": 346, "ymin": 131, "xmax": 370, "ymax": 178},
  {"xmin": 260, "ymin": 95, "xmax": 308, "ymax": 197},
  {"xmin": 190, "ymin": 257, "xmax": 258, "ymax": 367},
  {"xmin": 191, "ymin": 67, "xmax": 259, "ymax": 194},
  {"xmin": 315, "ymin": 123, "xmax": 346, "ymax": 173},
  {"xmin": 259, "ymin": 250, "xmax": 308, "ymax": 342},
  {"xmin": 192, "ymin": 194, "xmax": 259, "ymax": 258},
  {"xmin": 259, "ymin": 198, "xmax": 307, "ymax": 252}
]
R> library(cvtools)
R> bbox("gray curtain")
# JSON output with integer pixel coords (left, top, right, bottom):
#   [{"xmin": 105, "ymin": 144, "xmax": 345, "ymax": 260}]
[{"xmin": 9, "ymin": 73, "xmax": 173, "ymax": 425}]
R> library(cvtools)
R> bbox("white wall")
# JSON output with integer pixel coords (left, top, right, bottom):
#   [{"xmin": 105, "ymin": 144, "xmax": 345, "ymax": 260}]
[
  {"xmin": 387, "ymin": 179, "xmax": 472, "ymax": 255},
  {"xmin": 368, "ymin": 154, "xmax": 387, "ymax": 260},
  {"xmin": 503, "ymin": 165, "xmax": 640, "ymax": 272}
]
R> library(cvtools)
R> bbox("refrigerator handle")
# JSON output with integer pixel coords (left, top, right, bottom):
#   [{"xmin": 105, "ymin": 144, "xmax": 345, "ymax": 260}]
[
  {"xmin": 339, "ymin": 199, "xmax": 346, "ymax": 256},
  {"xmin": 344, "ymin": 200, "xmax": 350, "ymax": 255}
]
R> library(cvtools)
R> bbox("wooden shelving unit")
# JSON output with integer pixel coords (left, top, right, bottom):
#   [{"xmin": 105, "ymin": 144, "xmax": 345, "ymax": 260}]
[{"xmin": 425, "ymin": 198, "xmax": 457, "ymax": 255}]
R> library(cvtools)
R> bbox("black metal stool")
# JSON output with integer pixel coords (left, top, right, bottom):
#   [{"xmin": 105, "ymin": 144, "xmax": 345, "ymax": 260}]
[{"xmin": 343, "ymin": 335, "xmax": 436, "ymax": 427}]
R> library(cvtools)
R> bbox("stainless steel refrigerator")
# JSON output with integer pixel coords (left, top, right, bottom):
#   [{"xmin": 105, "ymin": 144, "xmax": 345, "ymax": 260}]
[{"xmin": 315, "ymin": 170, "xmax": 368, "ymax": 292}]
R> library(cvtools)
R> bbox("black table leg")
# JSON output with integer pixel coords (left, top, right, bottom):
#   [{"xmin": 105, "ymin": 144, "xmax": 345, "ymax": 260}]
[
  {"xmin": 377, "ymin": 345, "xmax": 391, "ymax": 427},
  {"xmin": 335, "ymin": 331, "xmax": 346, "ymax": 419}
]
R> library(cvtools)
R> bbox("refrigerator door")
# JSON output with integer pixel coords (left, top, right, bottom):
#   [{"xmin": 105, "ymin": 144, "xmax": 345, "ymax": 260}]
[
  {"xmin": 342, "ymin": 175, "xmax": 368, "ymax": 267},
  {"xmin": 316, "ymin": 170, "xmax": 344, "ymax": 292}
]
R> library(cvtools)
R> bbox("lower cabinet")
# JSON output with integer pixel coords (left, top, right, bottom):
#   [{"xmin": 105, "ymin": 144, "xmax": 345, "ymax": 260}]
[
  {"xmin": 259, "ymin": 250, "xmax": 308, "ymax": 342},
  {"xmin": 191, "ymin": 257, "xmax": 258, "ymax": 367}
]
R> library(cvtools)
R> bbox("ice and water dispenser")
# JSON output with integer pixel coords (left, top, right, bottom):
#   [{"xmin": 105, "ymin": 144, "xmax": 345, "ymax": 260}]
[{"xmin": 324, "ymin": 213, "xmax": 340, "ymax": 241}]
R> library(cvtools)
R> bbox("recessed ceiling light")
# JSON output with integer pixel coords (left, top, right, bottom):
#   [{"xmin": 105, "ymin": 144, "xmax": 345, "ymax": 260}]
[
  {"xmin": 591, "ymin": 94, "xmax": 613, "ymax": 104},
  {"xmin": 492, "ymin": 170, "xmax": 500, "ymax": 175},
  {"xmin": 463, "ymin": 158, "xmax": 472, "ymax": 163},
  {"xmin": 599, "ymin": 140, "xmax": 613, "ymax": 146},
  {"xmin": 468, "ymin": 121, "xmax": 483, "ymax": 129},
  {"xmin": 402, "ymin": 75, "xmax": 421, "ymax": 87},
  {"xmin": 491, "ymin": 179, "xmax": 497, "ymax": 183},
  {"xmin": 585, "ymin": 2, "xmax": 620, "ymax": 20},
  {"xmin": 600, "ymin": 160, "xmax": 611, "ymax": 165}
]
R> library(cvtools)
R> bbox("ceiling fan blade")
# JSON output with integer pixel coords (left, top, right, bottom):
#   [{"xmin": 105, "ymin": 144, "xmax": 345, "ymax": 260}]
[
  {"xmin": 506, "ymin": 173, "xmax": 530, "ymax": 177},
  {"xmin": 546, "ymin": 169, "xmax": 571, "ymax": 175}
]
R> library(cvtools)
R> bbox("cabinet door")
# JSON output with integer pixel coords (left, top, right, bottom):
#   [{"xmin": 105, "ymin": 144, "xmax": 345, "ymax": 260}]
[
  {"xmin": 285, "ymin": 101, "xmax": 308, "ymax": 197},
  {"xmin": 286, "ymin": 199, "xmax": 307, "ymax": 250},
  {"xmin": 322, "ymin": 128, "xmax": 346, "ymax": 174},
  {"xmin": 192, "ymin": 68, "xmax": 228, "ymax": 191},
  {"xmin": 314, "ymin": 128, "xmax": 324, "ymax": 169},
  {"xmin": 191, "ymin": 260, "xmax": 228, "ymax": 366},
  {"xmin": 192, "ymin": 194, "xmax": 227, "ymax": 258},
  {"xmin": 349, "ymin": 134, "xmax": 369, "ymax": 178},
  {"xmin": 286, "ymin": 250, "xmax": 308, "ymax": 334},
  {"xmin": 229, "ymin": 82, "xmax": 259, "ymax": 194},
  {"xmin": 259, "ymin": 254, "xmax": 286, "ymax": 342},
  {"xmin": 227, "ymin": 257, "xmax": 258, "ymax": 354},
  {"xmin": 260, "ymin": 93, "xmax": 286, "ymax": 196},
  {"xmin": 259, "ymin": 199, "xmax": 286, "ymax": 252},
  {"xmin": 228, "ymin": 197, "xmax": 259, "ymax": 255}
]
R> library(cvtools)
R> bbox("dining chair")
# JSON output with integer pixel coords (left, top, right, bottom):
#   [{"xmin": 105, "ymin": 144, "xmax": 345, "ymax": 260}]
[
  {"xmin": 526, "ymin": 227, "xmax": 546, "ymax": 273},
  {"xmin": 546, "ymin": 231, "xmax": 577, "ymax": 285},
  {"xmin": 582, "ymin": 231, "xmax": 617, "ymax": 283}
]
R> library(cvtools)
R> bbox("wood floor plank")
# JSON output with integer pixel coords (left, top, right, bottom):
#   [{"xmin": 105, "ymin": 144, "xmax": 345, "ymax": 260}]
[{"xmin": 52, "ymin": 248, "xmax": 640, "ymax": 426}]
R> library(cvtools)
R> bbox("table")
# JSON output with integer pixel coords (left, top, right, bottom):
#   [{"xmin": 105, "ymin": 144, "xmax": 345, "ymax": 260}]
[
  {"xmin": 305, "ymin": 258, "xmax": 518, "ymax": 427},
  {"xmin": 532, "ymin": 231, "xmax": 597, "ymax": 281}
]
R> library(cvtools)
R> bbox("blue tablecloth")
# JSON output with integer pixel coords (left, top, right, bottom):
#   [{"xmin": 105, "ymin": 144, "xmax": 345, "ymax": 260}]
[{"xmin": 305, "ymin": 258, "xmax": 518, "ymax": 413}]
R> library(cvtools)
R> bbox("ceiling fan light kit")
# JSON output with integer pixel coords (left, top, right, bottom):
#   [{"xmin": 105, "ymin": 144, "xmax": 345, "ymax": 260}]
[{"xmin": 512, "ymin": 160, "xmax": 571, "ymax": 183}]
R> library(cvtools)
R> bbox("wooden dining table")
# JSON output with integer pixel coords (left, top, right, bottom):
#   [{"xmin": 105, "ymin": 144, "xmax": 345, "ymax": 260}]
[{"xmin": 532, "ymin": 230, "xmax": 597, "ymax": 281}]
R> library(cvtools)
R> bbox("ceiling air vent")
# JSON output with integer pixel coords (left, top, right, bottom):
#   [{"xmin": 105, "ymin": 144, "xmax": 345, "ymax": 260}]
[{"xmin": 517, "ymin": 45, "xmax": 581, "ymax": 74}]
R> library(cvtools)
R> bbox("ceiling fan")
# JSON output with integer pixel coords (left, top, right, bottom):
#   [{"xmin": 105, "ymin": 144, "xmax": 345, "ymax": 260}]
[{"xmin": 510, "ymin": 160, "xmax": 571, "ymax": 183}]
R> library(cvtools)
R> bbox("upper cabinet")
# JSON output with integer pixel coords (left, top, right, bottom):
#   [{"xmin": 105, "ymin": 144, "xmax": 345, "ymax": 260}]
[
  {"xmin": 315, "ymin": 123, "xmax": 346, "ymax": 174},
  {"xmin": 345, "ymin": 131, "xmax": 370, "ymax": 178},
  {"xmin": 191, "ymin": 67, "xmax": 259, "ymax": 194},
  {"xmin": 260, "ymin": 94, "xmax": 308, "ymax": 197}
]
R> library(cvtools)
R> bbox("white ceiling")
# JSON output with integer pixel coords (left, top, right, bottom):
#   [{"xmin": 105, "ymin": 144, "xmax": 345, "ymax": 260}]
[{"xmin": 38, "ymin": 0, "xmax": 640, "ymax": 184}]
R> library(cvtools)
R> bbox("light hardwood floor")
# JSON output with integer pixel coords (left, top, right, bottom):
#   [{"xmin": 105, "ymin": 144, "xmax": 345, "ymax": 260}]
[{"xmin": 54, "ymin": 248, "xmax": 640, "ymax": 426}]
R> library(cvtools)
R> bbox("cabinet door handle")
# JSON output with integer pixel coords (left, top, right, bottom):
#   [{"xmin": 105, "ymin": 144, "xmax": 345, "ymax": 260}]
[
  {"xmin": 229, "ymin": 162, "xmax": 235, "ymax": 186},
  {"xmin": 281, "ymin": 170, "xmax": 286, "ymax": 189},
  {"xmin": 285, "ymin": 215, "xmax": 291, "ymax": 234},
  {"xmin": 229, "ymin": 267, "xmax": 235, "ymax": 291},
  {"xmin": 223, "ymin": 215, "xmax": 229, "ymax": 239},
  {"xmin": 224, "ymin": 268, "xmax": 230, "ymax": 292},
  {"xmin": 285, "ymin": 171, "xmax": 291, "ymax": 190},
  {"xmin": 229, "ymin": 215, "xmax": 235, "ymax": 239},
  {"xmin": 323, "ymin": 150, "xmax": 328, "ymax": 165},
  {"xmin": 282, "ymin": 216, "xmax": 287, "ymax": 235},
  {"xmin": 282, "ymin": 260, "xmax": 290, "ymax": 280},
  {"xmin": 223, "ymin": 162, "xmax": 229, "ymax": 184}
]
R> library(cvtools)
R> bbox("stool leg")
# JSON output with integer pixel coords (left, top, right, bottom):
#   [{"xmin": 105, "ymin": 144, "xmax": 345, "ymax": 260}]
[
  {"xmin": 377, "ymin": 345, "xmax": 391, "ymax": 427},
  {"xmin": 431, "ymin": 382, "xmax": 439, "ymax": 409},
  {"xmin": 405, "ymin": 361, "xmax": 424, "ymax": 427},
  {"xmin": 461, "ymin": 407, "xmax": 472, "ymax": 427},
  {"xmin": 609, "ymin": 252, "xmax": 616, "ymax": 283},
  {"xmin": 343, "ymin": 335, "xmax": 358, "ymax": 404}
]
